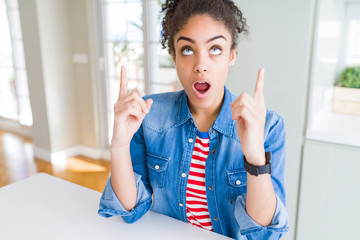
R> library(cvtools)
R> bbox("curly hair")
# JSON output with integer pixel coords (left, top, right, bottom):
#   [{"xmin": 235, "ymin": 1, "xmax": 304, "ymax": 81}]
[{"xmin": 160, "ymin": 0, "xmax": 248, "ymax": 57}]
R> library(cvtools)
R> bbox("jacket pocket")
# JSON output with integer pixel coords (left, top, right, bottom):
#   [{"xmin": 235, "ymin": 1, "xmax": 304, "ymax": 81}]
[
  {"xmin": 226, "ymin": 168, "xmax": 248, "ymax": 204},
  {"xmin": 147, "ymin": 152, "xmax": 169, "ymax": 188}
]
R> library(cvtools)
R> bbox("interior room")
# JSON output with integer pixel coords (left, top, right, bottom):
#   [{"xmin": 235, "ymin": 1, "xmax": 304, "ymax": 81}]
[{"xmin": 0, "ymin": 0, "xmax": 359, "ymax": 239}]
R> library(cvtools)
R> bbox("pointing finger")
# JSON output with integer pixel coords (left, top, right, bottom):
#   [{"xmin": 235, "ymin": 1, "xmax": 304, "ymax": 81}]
[
  {"xmin": 119, "ymin": 65, "xmax": 128, "ymax": 100},
  {"xmin": 254, "ymin": 68, "xmax": 264, "ymax": 103}
]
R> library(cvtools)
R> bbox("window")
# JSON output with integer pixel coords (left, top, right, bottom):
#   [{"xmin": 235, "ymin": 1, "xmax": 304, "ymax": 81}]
[
  {"xmin": 0, "ymin": 0, "xmax": 32, "ymax": 126},
  {"xmin": 346, "ymin": 20, "xmax": 360, "ymax": 65},
  {"xmin": 305, "ymin": 0, "xmax": 360, "ymax": 147},
  {"xmin": 345, "ymin": 3, "xmax": 360, "ymax": 66},
  {"xmin": 100, "ymin": 0, "xmax": 180, "ymax": 145}
]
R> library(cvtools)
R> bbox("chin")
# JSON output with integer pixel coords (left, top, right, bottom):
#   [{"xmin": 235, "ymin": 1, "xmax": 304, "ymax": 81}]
[{"xmin": 189, "ymin": 95, "xmax": 215, "ymax": 109}]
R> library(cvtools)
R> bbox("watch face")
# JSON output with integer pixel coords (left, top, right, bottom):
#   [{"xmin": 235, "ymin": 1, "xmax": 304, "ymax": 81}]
[{"xmin": 265, "ymin": 151, "xmax": 272, "ymax": 164}]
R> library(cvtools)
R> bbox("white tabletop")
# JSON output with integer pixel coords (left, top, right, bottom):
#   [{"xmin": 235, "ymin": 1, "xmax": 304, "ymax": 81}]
[{"xmin": 0, "ymin": 173, "xmax": 232, "ymax": 240}]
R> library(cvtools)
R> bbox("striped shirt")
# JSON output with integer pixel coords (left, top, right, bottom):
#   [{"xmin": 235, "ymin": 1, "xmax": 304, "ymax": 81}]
[{"xmin": 186, "ymin": 130, "xmax": 213, "ymax": 231}]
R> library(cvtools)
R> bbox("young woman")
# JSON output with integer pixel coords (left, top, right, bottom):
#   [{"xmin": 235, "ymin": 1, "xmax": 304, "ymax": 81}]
[{"xmin": 98, "ymin": 0, "xmax": 289, "ymax": 239}]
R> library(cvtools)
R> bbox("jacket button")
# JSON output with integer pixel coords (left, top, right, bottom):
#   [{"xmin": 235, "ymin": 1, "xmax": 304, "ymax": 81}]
[
  {"xmin": 181, "ymin": 173, "xmax": 187, "ymax": 178},
  {"xmin": 155, "ymin": 165, "xmax": 160, "ymax": 170},
  {"xmin": 188, "ymin": 138, "xmax": 193, "ymax": 143},
  {"xmin": 179, "ymin": 203, "xmax": 184, "ymax": 207},
  {"xmin": 211, "ymin": 130, "xmax": 215, "ymax": 134},
  {"xmin": 236, "ymin": 180, "xmax": 241, "ymax": 185},
  {"xmin": 214, "ymin": 217, "xmax": 219, "ymax": 221},
  {"xmin": 211, "ymin": 149, "xmax": 216, "ymax": 154},
  {"xmin": 209, "ymin": 186, "xmax": 213, "ymax": 190}
]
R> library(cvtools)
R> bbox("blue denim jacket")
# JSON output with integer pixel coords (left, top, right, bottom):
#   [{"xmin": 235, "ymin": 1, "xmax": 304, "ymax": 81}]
[{"xmin": 98, "ymin": 87, "xmax": 289, "ymax": 239}]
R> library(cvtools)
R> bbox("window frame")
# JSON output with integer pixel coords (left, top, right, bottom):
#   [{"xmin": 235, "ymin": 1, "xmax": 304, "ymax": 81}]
[
  {"xmin": 94, "ymin": 0, "xmax": 178, "ymax": 149},
  {"xmin": 0, "ymin": 0, "xmax": 32, "ymax": 137}
]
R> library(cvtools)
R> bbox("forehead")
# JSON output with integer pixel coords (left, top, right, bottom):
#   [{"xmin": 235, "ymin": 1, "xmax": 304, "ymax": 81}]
[{"xmin": 174, "ymin": 14, "xmax": 231, "ymax": 44}]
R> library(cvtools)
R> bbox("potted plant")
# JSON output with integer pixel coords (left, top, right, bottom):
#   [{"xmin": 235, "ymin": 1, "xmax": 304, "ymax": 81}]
[{"xmin": 332, "ymin": 66, "xmax": 360, "ymax": 115}]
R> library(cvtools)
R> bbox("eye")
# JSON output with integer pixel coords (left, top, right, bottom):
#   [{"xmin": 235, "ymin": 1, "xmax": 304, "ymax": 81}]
[
  {"xmin": 210, "ymin": 46, "xmax": 222, "ymax": 55},
  {"xmin": 181, "ymin": 47, "xmax": 193, "ymax": 56}
]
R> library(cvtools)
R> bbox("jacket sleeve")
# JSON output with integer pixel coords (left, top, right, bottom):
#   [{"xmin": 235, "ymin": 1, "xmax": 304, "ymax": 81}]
[
  {"xmin": 234, "ymin": 112, "xmax": 289, "ymax": 239},
  {"xmin": 98, "ymin": 125, "xmax": 152, "ymax": 223}
]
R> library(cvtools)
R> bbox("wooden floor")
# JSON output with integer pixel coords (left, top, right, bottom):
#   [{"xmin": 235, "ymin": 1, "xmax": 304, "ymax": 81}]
[{"xmin": 0, "ymin": 129, "xmax": 111, "ymax": 192}]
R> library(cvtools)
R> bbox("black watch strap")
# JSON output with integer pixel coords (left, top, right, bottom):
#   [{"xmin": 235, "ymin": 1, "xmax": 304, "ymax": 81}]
[{"xmin": 244, "ymin": 151, "xmax": 272, "ymax": 176}]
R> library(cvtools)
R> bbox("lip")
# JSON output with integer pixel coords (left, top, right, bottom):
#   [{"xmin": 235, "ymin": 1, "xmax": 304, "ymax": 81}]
[{"xmin": 192, "ymin": 80, "xmax": 211, "ymax": 99}]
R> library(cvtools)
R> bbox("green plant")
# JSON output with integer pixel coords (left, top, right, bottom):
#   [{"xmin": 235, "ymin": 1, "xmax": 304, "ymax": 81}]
[{"xmin": 338, "ymin": 66, "xmax": 360, "ymax": 88}]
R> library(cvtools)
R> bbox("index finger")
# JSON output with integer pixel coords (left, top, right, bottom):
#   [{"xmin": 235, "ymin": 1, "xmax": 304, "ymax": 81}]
[
  {"xmin": 119, "ymin": 65, "xmax": 128, "ymax": 100},
  {"xmin": 254, "ymin": 68, "xmax": 264, "ymax": 103}
]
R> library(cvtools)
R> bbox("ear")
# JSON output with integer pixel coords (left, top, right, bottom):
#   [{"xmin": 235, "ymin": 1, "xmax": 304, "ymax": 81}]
[
  {"xmin": 172, "ymin": 55, "xmax": 176, "ymax": 65},
  {"xmin": 229, "ymin": 46, "xmax": 236, "ymax": 66}
]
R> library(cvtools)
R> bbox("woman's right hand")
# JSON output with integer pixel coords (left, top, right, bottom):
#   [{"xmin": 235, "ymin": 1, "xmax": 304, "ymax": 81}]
[{"xmin": 111, "ymin": 65, "xmax": 153, "ymax": 149}]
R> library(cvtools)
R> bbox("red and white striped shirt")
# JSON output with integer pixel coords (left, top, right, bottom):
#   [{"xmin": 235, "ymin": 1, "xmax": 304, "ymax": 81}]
[{"xmin": 186, "ymin": 131, "xmax": 213, "ymax": 231}]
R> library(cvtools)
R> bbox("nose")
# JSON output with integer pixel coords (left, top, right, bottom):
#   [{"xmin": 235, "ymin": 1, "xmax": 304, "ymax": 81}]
[{"xmin": 194, "ymin": 54, "xmax": 208, "ymax": 73}]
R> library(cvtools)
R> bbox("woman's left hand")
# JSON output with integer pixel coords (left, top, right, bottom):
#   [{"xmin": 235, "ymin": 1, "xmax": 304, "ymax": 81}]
[{"xmin": 230, "ymin": 68, "xmax": 267, "ymax": 165}]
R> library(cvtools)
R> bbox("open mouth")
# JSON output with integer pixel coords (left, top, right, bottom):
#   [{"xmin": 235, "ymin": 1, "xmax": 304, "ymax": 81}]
[{"xmin": 194, "ymin": 82, "xmax": 210, "ymax": 94}]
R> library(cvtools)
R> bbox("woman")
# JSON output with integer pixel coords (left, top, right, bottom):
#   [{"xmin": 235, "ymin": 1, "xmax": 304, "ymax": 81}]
[{"xmin": 98, "ymin": 0, "xmax": 289, "ymax": 239}]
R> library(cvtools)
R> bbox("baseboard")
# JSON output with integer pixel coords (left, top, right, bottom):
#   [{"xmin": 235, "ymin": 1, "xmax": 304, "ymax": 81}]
[
  {"xmin": 78, "ymin": 145, "xmax": 110, "ymax": 161},
  {"xmin": 34, "ymin": 146, "xmax": 52, "ymax": 161},
  {"xmin": 0, "ymin": 119, "xmax": 32, "ymax": 138},
  {"xmin": 0, "ymin": 123, "xmax": 111, "ymax": 162},
  {"xmin": 34, "ymin": 145, "xmax": 110, "ymax": 162}
]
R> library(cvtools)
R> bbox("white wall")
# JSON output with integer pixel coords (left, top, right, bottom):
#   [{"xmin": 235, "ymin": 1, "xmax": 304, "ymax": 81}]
[
  {"xmin": 69, "ymin": 0, "xmax": 98, "ymax": 149},
  {"xmin": 18, "ymin": 0, "xmax": 51, "ymax": 152},
  {"xmin": 228, "ymin": 1, "xmax": 316, "ymax": 239},
  {"xmin": 18, "ymin": 0, "xmax": 99, "ymax": 160},
  {"xmin": 37, "ymin": 0, "xmax": 79, "ymax": 152}
]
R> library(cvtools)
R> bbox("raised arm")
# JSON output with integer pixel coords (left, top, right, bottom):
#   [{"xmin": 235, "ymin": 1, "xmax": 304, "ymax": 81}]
[
  {"xmin": 110, "ymin": 65, "xmax": 153, "ymax": 211},
  {"xmin": 230, "ymin": 68, "xmax": 276, "ymax": 226}
]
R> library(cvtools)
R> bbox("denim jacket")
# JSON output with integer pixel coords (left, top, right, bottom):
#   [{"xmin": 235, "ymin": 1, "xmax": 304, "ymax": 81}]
[{"xmin": 98, "ymin": 87, "xmax": 289, "ymax": 239}]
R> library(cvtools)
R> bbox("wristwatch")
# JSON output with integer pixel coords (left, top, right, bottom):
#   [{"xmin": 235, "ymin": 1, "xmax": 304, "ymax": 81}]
[{"xmin": 243, "ymin": 151, "xmax": 272, "ymax": 176}]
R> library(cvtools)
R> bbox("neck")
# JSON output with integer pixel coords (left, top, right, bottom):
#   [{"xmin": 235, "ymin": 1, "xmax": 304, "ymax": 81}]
[
  {"xmin": 191, "ymin": 103, "xmax": 222, "ymax": 119},
  {"xmin": 188, "ymin": 90, "xmax": 225, "ymax": 132}
]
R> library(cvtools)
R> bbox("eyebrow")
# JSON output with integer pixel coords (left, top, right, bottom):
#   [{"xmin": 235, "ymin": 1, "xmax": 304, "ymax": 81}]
[{"xmin": 176, "ymin": 35, "xmax": 227, "ymax": 44}]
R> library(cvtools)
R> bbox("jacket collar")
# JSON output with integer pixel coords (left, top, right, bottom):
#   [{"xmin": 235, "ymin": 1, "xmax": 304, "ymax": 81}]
[{"xmin": 176, "ymin": 86, "xmax": 236, "ymax": 138}]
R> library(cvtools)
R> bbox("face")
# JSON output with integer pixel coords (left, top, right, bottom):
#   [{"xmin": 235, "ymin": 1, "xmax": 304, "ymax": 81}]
[{"xmin": 173, "ymin": 14, "xmax": 236, "ymax": 114}]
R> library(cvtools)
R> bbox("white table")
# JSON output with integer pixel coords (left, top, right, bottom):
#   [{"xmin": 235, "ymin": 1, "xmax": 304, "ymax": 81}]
[{"xmin": 0, "ymin": 173, "xmax": 232, "ymax": 240}]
